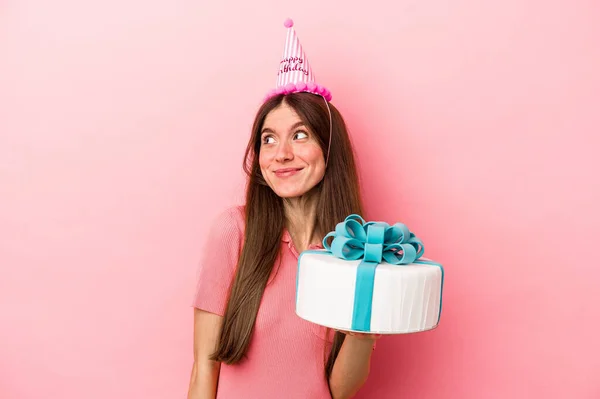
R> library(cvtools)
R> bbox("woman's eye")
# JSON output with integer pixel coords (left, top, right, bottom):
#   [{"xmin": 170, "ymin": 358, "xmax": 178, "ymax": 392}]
[
  {"xmin": 262, "ymin": 136, "xmax": 275, "ymax": 144},
  {"xmin": 294, "ymin": 131, "xmax": 308, "ymax": 140}
]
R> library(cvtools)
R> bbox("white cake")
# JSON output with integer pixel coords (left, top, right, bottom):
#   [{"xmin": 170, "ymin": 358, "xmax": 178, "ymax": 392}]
[{"xmin": 295, "ymin": 251, "xmax": 444, "ymax": 334}]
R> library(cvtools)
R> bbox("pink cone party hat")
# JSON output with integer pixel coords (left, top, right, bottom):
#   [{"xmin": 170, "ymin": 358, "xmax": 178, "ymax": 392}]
[{"xmin": 264, "ymin": 18, "xmax": 332, "ymax": 102}]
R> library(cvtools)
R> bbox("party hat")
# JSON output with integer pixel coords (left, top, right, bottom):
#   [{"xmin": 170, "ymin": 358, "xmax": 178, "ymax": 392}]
[{"xmin": 264, "ymin": 18, "xmax": 332, "ymax": 102}]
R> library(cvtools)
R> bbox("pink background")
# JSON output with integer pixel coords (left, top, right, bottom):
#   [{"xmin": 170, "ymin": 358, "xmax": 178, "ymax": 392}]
[{"xmin": 1, "ymin": 1, "xmax": 599, "ymax": 398}]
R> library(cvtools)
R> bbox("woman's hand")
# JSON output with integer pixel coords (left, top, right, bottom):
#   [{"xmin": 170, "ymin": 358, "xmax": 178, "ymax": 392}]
[
  {"xmin": 334, "ymin": 329, "xmax": 382, "ymax": 343},
  {"xmin": 328, "ymin": 329, "xmax": 382, "ymax": 398}
]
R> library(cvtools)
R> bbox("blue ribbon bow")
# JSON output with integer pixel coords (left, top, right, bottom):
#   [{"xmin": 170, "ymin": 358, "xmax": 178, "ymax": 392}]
[
  {"xmin": 323, "ymin": 214, "xmax": 424, "ymax": 265},
  {"xmin": 322, "ymin": 214, "xmax": 444, "ymax": 332}
]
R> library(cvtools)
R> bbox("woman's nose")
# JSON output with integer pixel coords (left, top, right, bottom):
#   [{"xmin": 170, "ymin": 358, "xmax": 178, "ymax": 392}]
[{"xmin": 275, "ymin": 141, "xmax": 293, "ymax": 162}]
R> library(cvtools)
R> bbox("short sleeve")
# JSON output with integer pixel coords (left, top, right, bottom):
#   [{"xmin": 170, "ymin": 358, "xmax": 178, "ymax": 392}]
[{"xmin": 192, "ymin": 206, "xmax": 244, "ymax": 316}]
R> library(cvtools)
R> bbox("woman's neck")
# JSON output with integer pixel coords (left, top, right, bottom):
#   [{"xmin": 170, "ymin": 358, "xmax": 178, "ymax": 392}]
[{"xmin": 283, "ymin": 190, "xmax": 321, "ymax": 253}]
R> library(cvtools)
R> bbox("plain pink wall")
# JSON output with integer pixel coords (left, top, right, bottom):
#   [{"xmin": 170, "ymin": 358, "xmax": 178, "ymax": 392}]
[{"xmin": 1, "ymin": 1, "xmax": 599, "ymax": 398}]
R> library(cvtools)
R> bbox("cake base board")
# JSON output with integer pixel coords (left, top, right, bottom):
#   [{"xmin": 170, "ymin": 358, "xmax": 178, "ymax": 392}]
[{"xmin": 296, "ymin": 312, "xmax": 439, "ymax": 335}]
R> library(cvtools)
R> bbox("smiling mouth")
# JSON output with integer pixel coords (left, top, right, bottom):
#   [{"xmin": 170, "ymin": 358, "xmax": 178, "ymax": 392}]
[{"xmin": 274, "ymin": 168, "xmax": 303, "ymax": 177}]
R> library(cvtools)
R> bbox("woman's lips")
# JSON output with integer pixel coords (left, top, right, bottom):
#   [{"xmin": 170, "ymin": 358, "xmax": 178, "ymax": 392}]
[{"xmin": 274, "ymin": 168, "xmax": 303, "ymax": 177}]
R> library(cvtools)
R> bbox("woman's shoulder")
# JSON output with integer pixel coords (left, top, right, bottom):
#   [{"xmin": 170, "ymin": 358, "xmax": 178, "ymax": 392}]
[{"xmin": 209, "ymin": 204, "xmax": 246, "ymax": 237}]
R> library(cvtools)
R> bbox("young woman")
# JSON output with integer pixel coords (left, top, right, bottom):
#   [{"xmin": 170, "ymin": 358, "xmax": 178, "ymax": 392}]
[
  {"xmin": 188, "ymin": 18, "xmax": 379, "ymax": 399},
  {"xmin": 187, "ymin": 92, "xmax": 379, "ymax": 399}
]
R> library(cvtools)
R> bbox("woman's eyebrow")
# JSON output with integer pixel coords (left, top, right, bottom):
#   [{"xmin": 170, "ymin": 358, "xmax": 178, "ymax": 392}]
[
  {"xmin": 261, "ymin": 121, "xmax": 305, "ymax": 135},
  {"xmin": 290, "ymin": 121, "xmax": 305, "ymax": 130}
]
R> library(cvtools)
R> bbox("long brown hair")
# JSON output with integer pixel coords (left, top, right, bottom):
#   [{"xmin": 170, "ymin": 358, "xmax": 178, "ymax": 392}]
[{"xmin": 211, "ymin": 92, "xmax": 363, "ymax": 380}]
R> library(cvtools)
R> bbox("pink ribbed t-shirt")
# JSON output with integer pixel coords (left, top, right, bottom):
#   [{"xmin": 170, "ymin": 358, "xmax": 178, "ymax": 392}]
[{"xmin": 192, "ymin": 206, "xmax": 334, "ymax": 399}]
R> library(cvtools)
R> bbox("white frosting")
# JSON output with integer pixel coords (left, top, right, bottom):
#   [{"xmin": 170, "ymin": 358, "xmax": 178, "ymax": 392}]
[{"xmin": 295, "ymin": 251, "xmax": 443, "ymax": 334}]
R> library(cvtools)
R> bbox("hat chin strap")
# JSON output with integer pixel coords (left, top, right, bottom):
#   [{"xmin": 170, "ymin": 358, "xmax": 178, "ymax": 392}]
[{"xmin": 322, "ymin": 95, "xmax": 332, "ymax": 168}]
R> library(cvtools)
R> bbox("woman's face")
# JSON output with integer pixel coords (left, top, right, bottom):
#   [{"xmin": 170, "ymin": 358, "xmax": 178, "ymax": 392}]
[{"xmin": 259, "ymin": 102, "xmax": 325, "ymax": 199}]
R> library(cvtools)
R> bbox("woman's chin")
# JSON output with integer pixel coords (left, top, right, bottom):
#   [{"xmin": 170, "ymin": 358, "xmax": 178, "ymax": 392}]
[
  {"xmin": 269, "ymin": 180, "xmax": 322, "ymax": 199},
  {"xmin": 274, "ymin": 189, "xmax": 307, "ymax": 199},
  {"xmin": 271, "ymin": 185, "xmax": 312, "ymax": 199}
]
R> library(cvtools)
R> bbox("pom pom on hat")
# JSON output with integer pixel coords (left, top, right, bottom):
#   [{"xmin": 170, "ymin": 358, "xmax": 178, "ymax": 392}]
[
  {"xmin": 284, "ymin": 82, "xmax": 296, "ymax": 94},
  {"xmin": 284, "ymin": 18, "xmax": 294, "ymax": 28}
]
